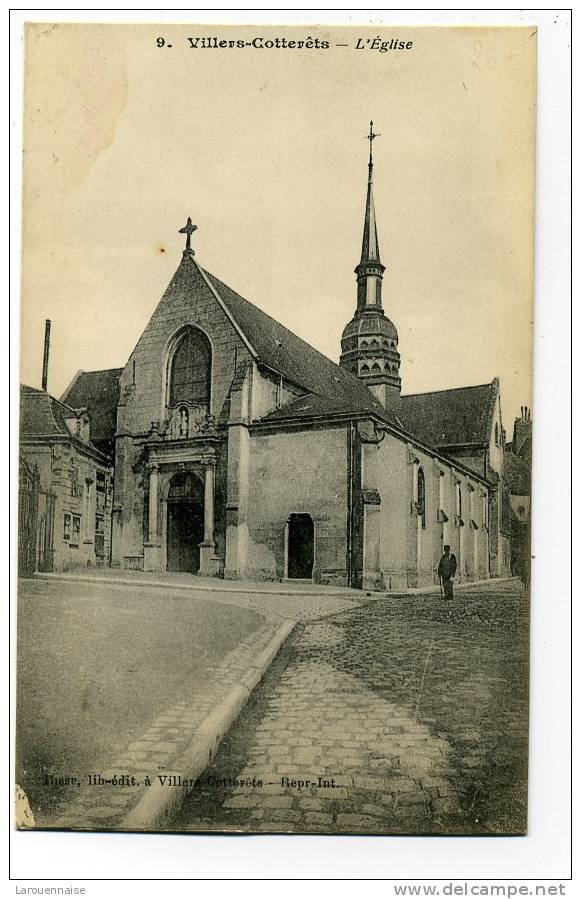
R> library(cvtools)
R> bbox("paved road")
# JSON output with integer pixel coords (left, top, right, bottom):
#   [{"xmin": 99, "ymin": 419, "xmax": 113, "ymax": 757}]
[
  {"xmin": 16, "ymin": 578, "xmax": 266, "ymax": 823},
  {"xmin": 172, "ymin": 583, "xmax": 529, "ymax": 835}
]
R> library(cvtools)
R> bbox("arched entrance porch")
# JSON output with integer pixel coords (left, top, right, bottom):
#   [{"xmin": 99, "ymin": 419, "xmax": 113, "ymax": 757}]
[{"xmin": 166, "ymin": 471, "xmax": 205, "ymax": 573}]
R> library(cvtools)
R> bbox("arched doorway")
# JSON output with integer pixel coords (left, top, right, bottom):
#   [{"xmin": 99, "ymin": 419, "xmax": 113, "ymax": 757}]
[
  {"xmin": 287, "ymin": 514, "xmax": 314, "ymax": 579},
  {"xmin": 166, "ymin": 472, "xmax": 204, "ymax": 573}
]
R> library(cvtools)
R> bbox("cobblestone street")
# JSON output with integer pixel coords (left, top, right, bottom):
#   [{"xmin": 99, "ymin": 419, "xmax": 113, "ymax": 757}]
[{"xmin": 172, "ymin": 582, "xmax": 529, "ymax": 835}]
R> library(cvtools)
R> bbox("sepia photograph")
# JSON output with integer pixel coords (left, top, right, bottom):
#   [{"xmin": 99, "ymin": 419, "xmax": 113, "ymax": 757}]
[{"xmin": 15, "ymin": 21, "xmax": 537, "ymax": 841}]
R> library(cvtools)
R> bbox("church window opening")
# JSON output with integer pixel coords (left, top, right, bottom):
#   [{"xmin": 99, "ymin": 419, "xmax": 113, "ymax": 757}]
[
  {"xmin": 71, "ymin": 514, "xmax": 80, "ymax": 545},
  {"xmin": 455, "ymin": 481, "xmax": 462, "ymax": 519},
  {"xmin": 494, "ymin": 422, "xmax": 499, "ymax": 446},
  {"xmin": 169, "ymin": 329, "xmax": 211, "ymax": 408},
  {"xmin": 360, "ymin": 364, "xmax": 370, "ymax": 374},
  {"xmin": 417, "ymin": 467, "xmax": 426, "ymax": 528},
  {"xmin": 371, "ymin": 362, "xmax": 381, "ymax": 372}
]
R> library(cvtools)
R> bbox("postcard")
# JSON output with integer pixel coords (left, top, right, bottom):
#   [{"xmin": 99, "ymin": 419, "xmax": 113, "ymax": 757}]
[{"xmin": 17, "ymin": 22, "xmax": 535, "ymax": 836}]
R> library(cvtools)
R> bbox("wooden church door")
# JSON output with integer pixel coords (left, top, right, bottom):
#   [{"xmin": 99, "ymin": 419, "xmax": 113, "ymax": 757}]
[{"xmin": 166, "ymin": 473, "xmax": 204, "ymax": 573}]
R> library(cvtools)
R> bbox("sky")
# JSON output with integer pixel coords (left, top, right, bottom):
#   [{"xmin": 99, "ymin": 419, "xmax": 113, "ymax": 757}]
[{"xmin": 20, "ymin": 23, "xmax": 535, "ymax": 429}]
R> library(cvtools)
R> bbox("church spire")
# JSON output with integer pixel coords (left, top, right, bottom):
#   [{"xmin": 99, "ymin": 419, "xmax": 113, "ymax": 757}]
[
  {"xmin": 355, "ymin": 121, "xmax": 386, "ymax": 312},
  {"xmin": 339, "ymin": 122, "xmax": 402, "ymax": 404},
  {"xmin": 361, "ymin": 121, "xmax": 381, "ymax": 265}
]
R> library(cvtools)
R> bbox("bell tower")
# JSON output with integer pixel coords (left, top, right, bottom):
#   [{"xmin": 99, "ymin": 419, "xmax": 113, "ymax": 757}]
[{"xmin": 340, "ymin": 122, "xmax": 401, "ymax": 405}]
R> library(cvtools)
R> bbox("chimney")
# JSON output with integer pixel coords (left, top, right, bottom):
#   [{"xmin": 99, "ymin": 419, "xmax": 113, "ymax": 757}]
[
  {"xmin": 41, "ymin": 319, "xmax": 51, "ymax": 391},
  {"xmin": 512, "ymin": 405, "xmax": 533, "ymax": 455}
]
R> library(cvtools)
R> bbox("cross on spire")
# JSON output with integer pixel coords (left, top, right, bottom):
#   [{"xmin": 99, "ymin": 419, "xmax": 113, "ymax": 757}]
[
  {"xmin": 366, "ymin": 120, "xmax": 381, "ymax": 165},
  {"xmin": 179, "ymin": 216, "xmax": 198, "ymax": 254}
]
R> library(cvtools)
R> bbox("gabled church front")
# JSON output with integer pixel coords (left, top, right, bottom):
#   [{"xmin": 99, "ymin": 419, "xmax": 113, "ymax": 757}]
[{"xmin": 59, "ymin": 127, "xmax": 511, "ymax": 589}]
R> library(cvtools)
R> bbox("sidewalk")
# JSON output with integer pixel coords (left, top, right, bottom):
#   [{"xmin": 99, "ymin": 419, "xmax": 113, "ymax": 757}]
[
  {"xmin": 36, "ymin": 568, "xmax": 359, "ymax": 598},
  {"xmin": 35, "ymin": 567, "xmax": 520, "ymax": 599}
]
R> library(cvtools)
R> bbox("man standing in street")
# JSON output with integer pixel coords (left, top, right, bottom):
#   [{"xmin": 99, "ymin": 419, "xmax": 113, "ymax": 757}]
[{"xmin": 438, "ymin": 544, "xmax": 457, "ymax": 600}]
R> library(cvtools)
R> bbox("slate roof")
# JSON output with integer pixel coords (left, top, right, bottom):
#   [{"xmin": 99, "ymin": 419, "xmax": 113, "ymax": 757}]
[
  {"xmin": 19, "ymin": 385, "xmax": 108, "ymax": 461},
  {"xmin": 204, "ymin": 269, "xmax": 396, "ymax": 424},
  {"xmin": 60, "ymin": 368, "xmax": 122, "ymax": 450},
  {"xmin": 20, "ymin": 385, "xmax": 74, "ymax": 438},
  {"xmin": 396, "ymin": 382, "xmax": 498, "ymax": 450},
  {"xmin": 204, "ymin": 267, "xmax": 496, "ymax": 462},
  {"xmin": 503, "ymin": 450, "xmax": 531, "ymax": 495}
]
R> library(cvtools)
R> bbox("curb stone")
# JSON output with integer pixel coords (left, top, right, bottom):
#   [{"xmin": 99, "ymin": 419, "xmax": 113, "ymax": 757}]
[
  {"xmin": 33, "ymin": 571, "xmax": 358, "ymax": 599},
  {"xmin": 33, "ymin": 571, "xmax": 520, "ymax": 599},
  {"xmin": 120, "ymin": 617, "xmax": 296, "ymax": 831}
]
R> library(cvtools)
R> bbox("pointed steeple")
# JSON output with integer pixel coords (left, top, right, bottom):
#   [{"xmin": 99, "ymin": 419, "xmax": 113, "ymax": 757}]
[
  {"xmin": 340, "ymin": 122, "xmax": 402, "ymax": 405},
  {"xmin": 354, "ymin": 122, "xmax": 386, "ymax": 313},
  {"xmin": 360, "ymin": 122, "xmax": 381, "ymax": 265}
]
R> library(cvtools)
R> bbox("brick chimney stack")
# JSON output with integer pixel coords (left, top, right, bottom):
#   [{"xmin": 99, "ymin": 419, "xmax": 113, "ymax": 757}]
[{"xmin": 512, "ymin": 406, "xmax": 532, "ymax": 456}]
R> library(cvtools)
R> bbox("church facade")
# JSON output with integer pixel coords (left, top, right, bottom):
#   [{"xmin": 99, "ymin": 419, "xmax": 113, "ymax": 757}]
[{"xmin": 59, "ymin": 135, "xmax": 512, "ymax": 589}]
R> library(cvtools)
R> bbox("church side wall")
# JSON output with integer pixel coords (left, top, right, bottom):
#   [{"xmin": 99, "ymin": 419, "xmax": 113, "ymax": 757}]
[
  {"xmin": 246, "ymin": 425, "xmax": 349, "ymax": 584},
  {"xmin": 251, "ymin": 367, "xmax": 304, "ymax": 421},
  {"xmin": 374, "ymin": 434, "xmax": 417, "ymax": 589},
  {"xmin": 375, "ymin": 434, "xmax": 489, "ymax": 589}
]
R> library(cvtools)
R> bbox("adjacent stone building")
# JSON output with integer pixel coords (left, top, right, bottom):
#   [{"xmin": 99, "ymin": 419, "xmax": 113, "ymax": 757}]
[
  {"xmin": 504, "ymin": 407, "xmax": 533, "ymax": 584},
  {"xmin": 54, "ymin": 132, "xmax": 517, "ymax": 589},
  {"xmin": 18, "ymin": 385, "xmax": 114, "ymax": 572}
]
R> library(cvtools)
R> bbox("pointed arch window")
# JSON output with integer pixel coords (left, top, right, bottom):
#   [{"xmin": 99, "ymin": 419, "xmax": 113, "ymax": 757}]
[
  {"xmin": 169, "ymin": 329, "xmax": 211, "ymax": 408},
  {"xmin": 417, "ymin": 467, "xmax": 426, "ymax": 528}
]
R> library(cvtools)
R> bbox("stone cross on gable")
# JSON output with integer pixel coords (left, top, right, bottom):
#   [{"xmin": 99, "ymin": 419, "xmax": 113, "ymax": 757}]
[{"xmin": 179, "ymin": 217, "xmax": 198, "ymax": 254}]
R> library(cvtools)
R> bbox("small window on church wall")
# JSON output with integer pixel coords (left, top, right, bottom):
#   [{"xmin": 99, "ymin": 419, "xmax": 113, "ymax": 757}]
[
  {"xmin": 417, "ymin": 468, "xmax": 426, "ymax": 528},
  {"xmin": 169, "ymin": 329, "xmax": 211, "ymax": 408},
  {"xmin": 455, "ymin": 482, "xmax": 462, "ymax": 518},
  {"xmin": 494, "ymin": 423, "xmax": 499, "ymax": 446}
]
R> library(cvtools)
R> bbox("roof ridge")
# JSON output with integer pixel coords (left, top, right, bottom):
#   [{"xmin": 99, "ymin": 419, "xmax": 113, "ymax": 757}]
[
  {"xmin": 45, "ymin": 393, "xmax": 67, "ymax": 436},
  {"xmin": 401, "ymin": 382, "xmax": 494, "ymax": 399},
  {"xmin": 51, "ymin": 395, "xmax": 78, "ymax": 417},
  {"xmin": 195, "ymin": 264, "xmax": 258, "ymax": 359},
  {"xmin": 78, "ymin": 366, "xmax": 123, "ymax": 375}
]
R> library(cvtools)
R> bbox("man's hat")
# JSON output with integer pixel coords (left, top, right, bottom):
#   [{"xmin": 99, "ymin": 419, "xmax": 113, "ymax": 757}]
[{"xmin": 444, "ymin": 544, "xmax": 451, "ymax": 551}]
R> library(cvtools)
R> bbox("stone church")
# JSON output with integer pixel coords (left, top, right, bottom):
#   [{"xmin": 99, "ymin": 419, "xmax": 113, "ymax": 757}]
[{"xmin": 60, "ymin": 133, "xmax": 512, "ymax": 589}]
